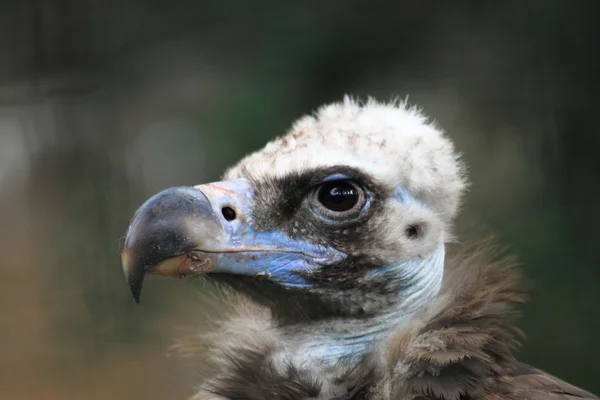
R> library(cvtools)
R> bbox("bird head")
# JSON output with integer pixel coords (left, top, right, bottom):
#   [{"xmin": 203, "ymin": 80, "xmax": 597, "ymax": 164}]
[{"xmin": 121, "ymin": 97, "xmax": 467, "ymax": 325}]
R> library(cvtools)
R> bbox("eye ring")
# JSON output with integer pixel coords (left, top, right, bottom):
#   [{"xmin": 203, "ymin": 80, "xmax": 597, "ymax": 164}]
[{"xmin": 313, "ymin": 180, "xmax": 366, "ymax": 218}]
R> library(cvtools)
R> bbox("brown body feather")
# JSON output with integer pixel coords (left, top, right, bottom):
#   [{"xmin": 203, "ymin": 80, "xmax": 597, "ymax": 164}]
[{"xmin": 174, "ymin": 240, "xmax": 597, "ymax": 400}]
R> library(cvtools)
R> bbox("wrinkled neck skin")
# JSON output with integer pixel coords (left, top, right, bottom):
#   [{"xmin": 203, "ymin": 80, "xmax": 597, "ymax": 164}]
[{"xmin": 276, "ymin": 245, "xmax": 445, "ymax": 368}]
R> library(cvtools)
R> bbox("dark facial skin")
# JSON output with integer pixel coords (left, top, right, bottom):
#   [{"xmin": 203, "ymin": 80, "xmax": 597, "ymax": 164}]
[{"xmin": 207, "ymin": 166, "xmax": 417, "ymax": 321}]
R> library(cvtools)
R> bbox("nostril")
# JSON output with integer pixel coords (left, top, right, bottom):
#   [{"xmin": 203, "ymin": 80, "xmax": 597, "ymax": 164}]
[{"xmin": 222, "ymin": 206, "xmax": 237, "ymax": 221}]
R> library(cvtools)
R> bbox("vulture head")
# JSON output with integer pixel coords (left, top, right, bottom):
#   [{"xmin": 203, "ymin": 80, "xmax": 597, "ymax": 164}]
[
  {"xmin": 120, "ymin": 98, "xmax": 599, "ymax": 399},
  {"xmin": 121, "ymin": 97, "xmax": 466, "ymax": 365}
]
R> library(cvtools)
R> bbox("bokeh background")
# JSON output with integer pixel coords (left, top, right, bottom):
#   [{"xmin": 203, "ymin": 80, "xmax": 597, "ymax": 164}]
[{"xmin": 1, "ymin": 1, "xmax": 599, "ymax": 398}]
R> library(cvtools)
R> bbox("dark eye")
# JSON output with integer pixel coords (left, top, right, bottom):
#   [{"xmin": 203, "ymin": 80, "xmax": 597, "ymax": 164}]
[{"xmin": 317, "ymin": 181, "xmax": 361, "ymax": 212}]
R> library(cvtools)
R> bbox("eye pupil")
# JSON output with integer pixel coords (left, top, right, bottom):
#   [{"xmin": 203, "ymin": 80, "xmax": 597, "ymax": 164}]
[{"xmin": 318, "ymin": 181, "xmax": 360, "ymax": 212}]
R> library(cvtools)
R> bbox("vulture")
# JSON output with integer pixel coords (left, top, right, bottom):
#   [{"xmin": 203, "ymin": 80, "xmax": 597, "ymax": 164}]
[{"xmin": 121, "ymin": 97, "xmax": 598, "ymax": 400}]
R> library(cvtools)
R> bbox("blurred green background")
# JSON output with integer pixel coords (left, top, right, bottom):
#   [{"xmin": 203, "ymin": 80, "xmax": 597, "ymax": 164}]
[{"xmin": 0, "ymin": 1, "xmax": 599, "ymax": 398}]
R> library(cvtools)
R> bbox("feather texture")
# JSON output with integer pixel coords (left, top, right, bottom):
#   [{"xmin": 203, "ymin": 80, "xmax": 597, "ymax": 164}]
[{"xmin": 173, "ymin": 239, "xmax": 598, "ymax": 400}]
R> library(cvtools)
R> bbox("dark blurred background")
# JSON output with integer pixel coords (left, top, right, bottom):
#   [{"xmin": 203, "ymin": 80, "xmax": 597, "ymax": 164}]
[{"xmin": 1, "ymin": 1, "xmax": 599, "ymax": 398}]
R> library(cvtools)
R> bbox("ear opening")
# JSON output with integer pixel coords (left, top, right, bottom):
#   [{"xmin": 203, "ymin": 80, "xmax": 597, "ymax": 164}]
[
  {"xmin": 405, "ymin": 221, "xmax": 428, "ymax": 240},
  {"xmin": 405, "ymin": 224, "xmax": 420, "ymax": 239}
]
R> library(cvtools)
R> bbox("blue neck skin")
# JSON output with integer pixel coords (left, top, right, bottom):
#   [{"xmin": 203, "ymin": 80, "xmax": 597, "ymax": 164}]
[{"xmin": 282, "ymin": 245, "xmax": 445, "ymax": 366}]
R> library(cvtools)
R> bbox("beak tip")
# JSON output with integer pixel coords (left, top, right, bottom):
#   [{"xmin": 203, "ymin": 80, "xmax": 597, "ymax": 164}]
[
  {"xmin": 127, "ymin": 275, "xmax": 143, "ymax": 304},
  {"xmin": 131, "ymin": 290, "xmax": 141, "ymax": 304},
  {"xmin": 122, "ymin": 248, "xmax": 143, "ymax": 304}
]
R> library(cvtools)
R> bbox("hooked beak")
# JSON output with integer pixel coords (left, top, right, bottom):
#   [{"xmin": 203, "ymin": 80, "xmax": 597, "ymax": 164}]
[
  {"xmin": 120, "ymin": 184, "xmax": 221, "ymax": 303},
  {"xmin": 120, "ymin": 179, "xmax": 341, "ymax": 303}
]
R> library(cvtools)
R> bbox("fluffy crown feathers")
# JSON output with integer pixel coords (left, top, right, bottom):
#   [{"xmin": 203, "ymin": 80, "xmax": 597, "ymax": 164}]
[{"xmin": 224, "ymin": 96, "xmax": 468, "ymax": 223}]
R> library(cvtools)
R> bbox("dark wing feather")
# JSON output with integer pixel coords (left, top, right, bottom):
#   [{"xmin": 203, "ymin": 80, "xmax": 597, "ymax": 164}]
[
  {"xmin": 386, "ymin": 240, "xmax": 598, "ymax": 400},
  {"xmin": 502, "ymin": 362, "xmax": 598, "ymax": 399}
]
